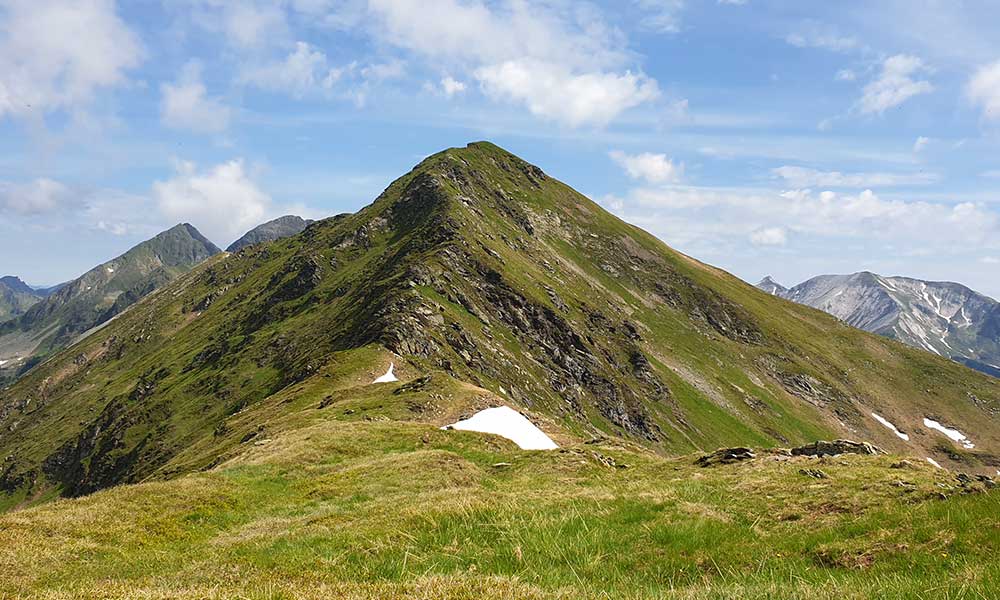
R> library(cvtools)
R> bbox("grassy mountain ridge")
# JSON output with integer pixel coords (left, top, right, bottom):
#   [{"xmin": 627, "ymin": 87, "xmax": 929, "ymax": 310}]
[
  {"xmin": 1, "ymin": 142, "xmax": 998, "ymax": 512},
  {"xmin": 0, "ymin": 224, "xmax": 220, "ymax": 378}
]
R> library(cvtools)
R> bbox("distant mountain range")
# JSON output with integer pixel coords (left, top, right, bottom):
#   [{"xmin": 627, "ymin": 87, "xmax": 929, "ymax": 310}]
[
  {"xmin": 758, "ymin": 272, "xmax": 1000, "ymax": 377},
  {"xmin": 1, "ymin": 216, "xmax": 315, "ymax": 383},
  {"xmin": 226, "ymin": 215, "xmax": 313, "ymax": 252},
  {"xmin": 0, "ymin": 224, "xmax": 221, "ymax": 377},
  {"xmin": 0, "ymin": 276, "xmax": 41, "ymax": 323}
]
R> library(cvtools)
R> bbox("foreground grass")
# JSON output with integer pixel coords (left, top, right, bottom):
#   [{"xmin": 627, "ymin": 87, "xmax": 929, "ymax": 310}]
[{"xmin": 1, "ymin": 405, "xmax": 997, "ymax": 599}]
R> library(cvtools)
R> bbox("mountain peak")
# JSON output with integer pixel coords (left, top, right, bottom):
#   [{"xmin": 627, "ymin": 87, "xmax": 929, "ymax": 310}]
[
  {"xmin": 757, "ymin": 276, "xmax": 788, "ymax": 295},
  {"xmin": 227, "ymin": 215, "xmax": 313, "ymax": 253}
]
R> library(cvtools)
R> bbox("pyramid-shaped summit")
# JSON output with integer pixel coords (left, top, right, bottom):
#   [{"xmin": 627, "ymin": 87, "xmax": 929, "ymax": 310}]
[{"xmin": 1, "ymin": 142, "xmax": 998, "ymax": 506}]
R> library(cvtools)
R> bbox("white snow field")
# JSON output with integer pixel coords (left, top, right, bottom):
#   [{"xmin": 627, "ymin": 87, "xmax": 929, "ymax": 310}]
[
  {"xmin": 923, "ymin": 418, "xmax": 974, "ymax": 449},
  {"xmin": 371, "ymin": 363, "xmax": 399, "ymax": 384},
  {"xmin": 443, "ymin": 406, "xmax": 558, "ymax": 450},
  {"xmin": 871, "ymin": 413, "xmax": 910, "ymax": 441},
  {"xmin": 926, "ymin": 457, "xmax": 943, "ymax": 469}
]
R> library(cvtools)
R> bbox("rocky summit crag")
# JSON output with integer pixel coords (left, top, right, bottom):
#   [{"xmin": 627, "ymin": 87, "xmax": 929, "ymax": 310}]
[
  {"xmin": 1, "ymin": 142, "xmax": 998, "ymax": 510},
  {"xmin": 758, "ymin": 272, "xmax": 1000, "ymax": 378}
]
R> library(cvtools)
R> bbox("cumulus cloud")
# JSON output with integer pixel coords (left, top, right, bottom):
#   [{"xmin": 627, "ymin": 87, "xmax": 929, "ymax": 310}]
[
  {"xmin": 772, "ymin": 166, "xmax": 938, "ymax": 188},
  {"xmin": 603, "ymin": 184, "xmax": 1000, "ymax": 258},
  {"xmin": 0, "ymin": 0, "xmax": 143, "ymax": 118},
  {"xmin": 152, "ymin": 159, "xmax": 273, "ymax": 244},
  {"xmin": 365, "ymin": 0, "xmax": 659, "ymax": 126},
  {"xmin": 858, "ymin": 54, "xmax": 933, "ymax": 115},
  {"xmin": 913, "ymin": 136, "xmax": 930, "ymax": 153},
  {"xmin": 966, "ymin": 60, "xmax": 1000, "ymax": 121},
  {"xmin": 0, "ymin": 178, "xmax": 79, "ymax": 215},
  {"xmin": 476, "ymin": 61, "xmax": 659, "ymax": 127},
  {"xmin": 750, "ymin": 227, "xmax": 787, "ymax": 246},
  {"xmin": 609, "ymin": 150, "xmax": 683, "ymax": 184},
  {"xmin": 239, "ymin": 41, "xmax": 346, "ymax": 97},
  {"xmin": 160, "ymin": 62, "xmax": 232, "ymax": 133}
]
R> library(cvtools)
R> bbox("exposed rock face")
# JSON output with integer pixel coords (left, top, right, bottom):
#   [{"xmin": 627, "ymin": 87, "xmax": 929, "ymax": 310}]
[
  {"xmin": 791, "ymin": 440, "xmax": 884, "ymax": 457},
  {"xmin": 696, "ymin": 447, "xmax": 756, "ymax": 466},
  {"xmin": 226, "ymin": 215, "xmax": 314, "ymax": 252},
  {"xmin": 758, "ymin": 272, "xmax": 1000, "ymax": 378}
]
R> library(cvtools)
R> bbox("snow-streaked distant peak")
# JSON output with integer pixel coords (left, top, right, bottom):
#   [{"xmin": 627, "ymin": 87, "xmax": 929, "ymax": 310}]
[
  {"xmin": 372, "ymin": 362, "xmax": 399, "ymax": 383},
  {"xmin": 443, "ymin": 406, "xmax": 558, "ymax": 450},
  {"xmin": 923, "ymin": 417, "xmax": 974, "ymax": 449},
  {"xmin": 871, "ymin": 412, "xmax": 910, "ymax": 441}
]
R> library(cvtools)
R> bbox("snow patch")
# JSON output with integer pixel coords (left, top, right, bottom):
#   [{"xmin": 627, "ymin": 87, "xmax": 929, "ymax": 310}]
[
  {"xmin": 923, "ymin": 418, "xmax": 974, "ymax": 449},
  {"xmin": 926, "ymin": 457, "xmax": 943, "ymax": 469},
  {"xmin": 871, "ymin": 412, "xmax": 910, "ymax": 441},
  {"xmin": 0, "ymin": 360, "xmax": 6, "ymax": 367},
  {"xmin": 443, "ymin": 406, "xmax": 558, "ymax": 450},
  {"xmin": 106, "ymin": 267, "xmax": 115, "ymax": 273},
  {"xmin": 372, "ymin": 363, "xmax": 398, "ymax": 383}
]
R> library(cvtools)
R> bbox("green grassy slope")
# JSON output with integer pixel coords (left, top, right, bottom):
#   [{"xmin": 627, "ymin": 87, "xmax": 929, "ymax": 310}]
[
  {"xmin": 1, "ymin": 369, "xmax": 997, "ymax": 599},
  {"xmin": 1, "ymin": 142, "xmax": 998, "ymax": 513},
  {"xmin": 0, "ymin": 223, "xmax": 220, "ymax": 371}
]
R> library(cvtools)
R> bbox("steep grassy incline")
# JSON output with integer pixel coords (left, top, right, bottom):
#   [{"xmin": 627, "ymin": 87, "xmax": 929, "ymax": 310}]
[
  {"xmin": 0, "ymin": 224, "xmax": 220, "ymax": 377},
  {"xmin": 2, "ymin": 143, "xmax": 999, "ymax": 512}
]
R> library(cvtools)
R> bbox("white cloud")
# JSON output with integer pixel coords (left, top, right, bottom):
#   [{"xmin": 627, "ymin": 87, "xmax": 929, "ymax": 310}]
[
  {"xmin": 182, "ymin": 0, "xmax": 289, "ymax": 49},
  {"xmin": 606, "ymin": 185, "xmax": 1000, "ymax": 257},
  {"xmin": 161, "ymin": 62, "xmax": 231, "ymax": 133},
  {"xmin": 609, "ymin": 150, "xmax": 683, "ymax": 184},
  {"xmin": 858, "ymin": 54, "xmax": 933, "ymax": 115},
  {"xmin": 772, "ymin": 166, "xmax": 938, "ymax": 187},
  {"xmin": 635, "ymin": 0, "xmax": 685, "ymax": 34},
  {"xmin": 0, "ymin": 178, "xmax": 79, "ymax": 215},
  {"xmin": 476, "ymin": 60, "xmax": 659, "ymax": 127},
  {"xmin": 152, "ymin": 159, "xmax": 273, "ymax": 244},
  {"xmin": 981, "ymin": 170, "xmax": 1000, "ymax": 179},
  {"xmin": 0, "ymin": 0, "xmax": 143, "ymax": 118},
  {"xmin": 365, "ymin": 0, "xmax": 658, "ymax": 127},
  {"xmin": 441, "ymin": 76, "xmax": 467, "ymax": 98},
  {"xmin": 239, "ymin": 41, "xmax": 345, "ymax": 97},
  {"xmin": 913, "ymin": 136, "xmax": 930, "ymax": 153},
  {"xmin": 785, "ymin": 25, "xmax": 859, "ymax": 53},
  {"xmin": 982, "ymin": 257, "xmax": 1000, "ymax": 265},
  {"xmin": 966, "ymin": 60, "xmax": 1000, "ymax": 121},
  {"xmin": 750, "ymin": 227, "xmax": 787, "ymax": 246}
]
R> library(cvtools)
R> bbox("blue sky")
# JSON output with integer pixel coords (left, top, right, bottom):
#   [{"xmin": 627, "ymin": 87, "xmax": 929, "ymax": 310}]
[{"xmin": 1, "ymin": 0, "xmax": 999, "ymax": 297}]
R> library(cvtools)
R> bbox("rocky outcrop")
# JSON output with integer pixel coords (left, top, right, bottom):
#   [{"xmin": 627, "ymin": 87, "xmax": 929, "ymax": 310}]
[
  {"xmin": 791, "ymin": 440, "xmax": 884, "ymax": 457},
  {"xmin": 696, "ymin": 447, "xmax": 756, "ymax": 466}
]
